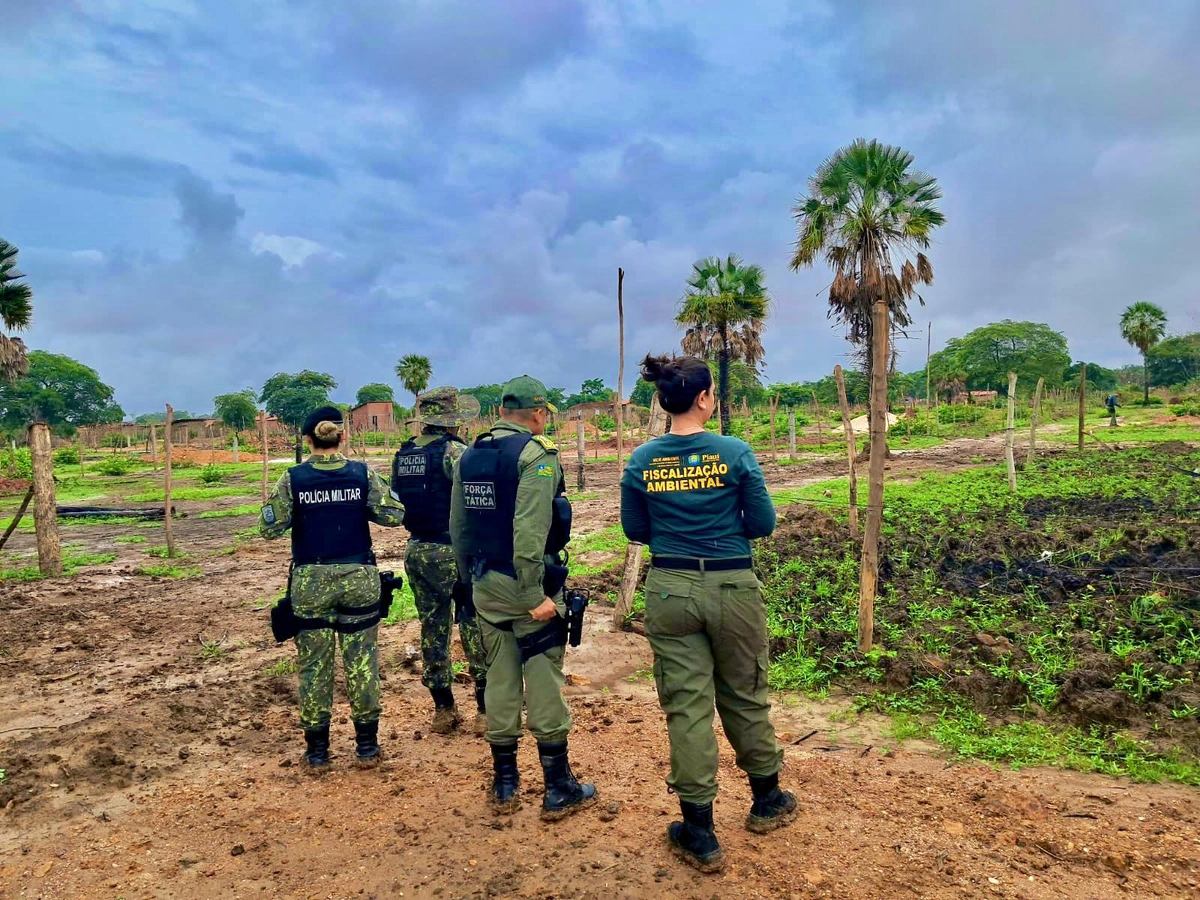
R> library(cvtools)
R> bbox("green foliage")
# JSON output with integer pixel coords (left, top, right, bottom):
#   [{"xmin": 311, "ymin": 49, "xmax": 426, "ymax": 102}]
[
  {"xmin": 395, "ymin": 354, "xmax": 432, "ymax": 404},
  {"xmin": 52, "ymin": 446, "xmax": 80, "ymax": 466},
  {"xmin": 936, "ymin": 321, "xmax": 1071, "ymax": 391},
  {"xmin": 1, "ymin": 447, "xmax": 32, "ymax": 478},
  {"xmin": 381, "ymin": 575, "xmax": 418, "ymax": 624},
  {"xmin": 0, "ymin": 350, "xmax": 123, "ymax": 430},
  {"xmin": 94, "ymin": 455, "xmax": 134, "ymax": 476},
  {"xmin": 213, "ymin": 389, "xmax": 258, "ymax": 432},
  {"xmin": 113, "ymin": 535, "xmax": 147, "ymax": 544},
  {"xmin": 134, "ymin": 410, "xmax": 192, "ymax": 424},
  {"xmin": 262, "ymin": 657, "xmax": 297, "ymax": 676},
  {"xmin": 630, "ymin": 380, "xmax": 655, "ymax": 408},
  {"xmin": 259, "ymin": 371, "xmax": 337, "ymax": 431},
  {"xmin": 198, "ymin": 638, "xmax": 228, "ymax": 661},
  {"xmin": 1120, "ymin": 302, "xmax": 1169, "ymax": 402},
  {"xmin": 129, "ymin": 485, "xmax": 253, "ymax": 502},
  {"xmin": 0, "ymin": 239, "xmax": 32, "ymax": 383},
  {"xmin": 355, "ymin": 383, "xmax": 394, "ymax": 405},
  {"xmin": 0, "ymin": 549, "xmax": 117, "ymax": 581},
  {"xmin": 593, "ymin": 413, "xmax": 616, "ymax": 431},
  {"xmin": 566, "ymin": 378, "xmax": 612, "ymax": 408},
  {"xmin": 197, "ymin": 464, "xmax": 224, "ymax": 485},
  {"xmin": 1147, "ymin": 333, "xmax": 1200, "ymax": 387},
  {"xmin": 1170, "ymin": 398, "xmax": 1200, "ymax": 416},
  {"xmin": 197, "ymin": 503, "xmax": 260, "ymax": 520},
  {"xmin": 1064, "ymin": 361, "xmax": 1119, "ymax": 392},
  {"xmin": 139, "ymin": 563, "xmax": 202, "ymax": 579},
  {"xmin": 461, "ymin": 384, "xmax": 502, "ymax": 412}
]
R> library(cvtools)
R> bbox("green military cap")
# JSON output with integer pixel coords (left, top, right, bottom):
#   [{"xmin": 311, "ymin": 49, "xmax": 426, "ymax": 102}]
[
  {"xmin": 416, "ymin": 386, "xmax": 481, "ymax": 426},
  {"xmin": 501, "ymin": 375, "xmax": 558, "ymax": 412}
]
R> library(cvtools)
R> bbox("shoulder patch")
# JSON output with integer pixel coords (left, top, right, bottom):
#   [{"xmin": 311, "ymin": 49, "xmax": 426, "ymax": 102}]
[
  {"xmin": 531, "ymin": 434, "xmax": 558, "ymax": 452},
  {"xmin": 260, "ymin": 504, "xmax": 277, "ymax": 525},
  {"xmin": 536, "ymin": 462, "xmax": 555, "ymax": 478}
]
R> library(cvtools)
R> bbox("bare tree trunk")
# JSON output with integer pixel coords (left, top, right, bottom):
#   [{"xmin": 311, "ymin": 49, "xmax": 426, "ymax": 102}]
[
  {"xmin": 259, "ymin": 411, "xmax": 269, "ymax": 504},
  {"xmin": 858, "ymin": 298, "xmax": 889, "ymax": 653},
  {"xmin": 616, "ymin": 267, "xmax": 626, "ymax": 467},
  {"xmin": 576, "ymin": 419, "xmax": 586, "ymax": 492},
  {"xmin": 1078, "ymin": 364, "xmax": 1087, "ymax": 452},
  {"xmin": 29, "ymin": 422, "xmax": 62, "ymax": 576},
  {"xmin": 788, "ymin": 409, "xmax": 796, "ymax": 460},
  {"xmin": 768, "ymin": 393, "xmax": 779, "ymax": 464},
  {"xmin": 232, "ymin": 430, "xmax": 240, "ymax": 463},
  {"xmin": 0, "ymin": 485, "xmax": 33, "ymax": 551},
  {"xmin": 1005, "ymin": 372, "xmax": 1018, "ymax": 491},
  {"xmin": 1026, "ymin": 377, "xmax": 1044, "ymax": 466},
  {"xmin": 835, "ymin": 365, "xmax": 859, "ymax": 539},
  {"xmin": 164, "ymin": 404, "xmax": 176, "ymax": 559}
]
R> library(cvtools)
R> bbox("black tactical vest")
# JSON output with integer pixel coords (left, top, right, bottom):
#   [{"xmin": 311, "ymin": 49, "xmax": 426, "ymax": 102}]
[
  {"xmin": 458, "ymin": 431, "xmax": 570, "ymax": 572},
  {"xmin": 391, "ymin": 433, "xmax": 463, "ymax": 541},
  {"xmin": 289, "ymin": 460, "xmax": 373, "ymax": 566}
]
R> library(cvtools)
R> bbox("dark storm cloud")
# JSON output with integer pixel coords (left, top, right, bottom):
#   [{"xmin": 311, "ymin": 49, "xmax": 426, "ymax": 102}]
[{"xmin": 5, "ymin": 0, "xmax": 1198, "ymax": 416}]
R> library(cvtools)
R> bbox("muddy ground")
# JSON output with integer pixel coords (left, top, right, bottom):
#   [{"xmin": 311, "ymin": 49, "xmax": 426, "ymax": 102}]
[{"xmin": 3, "ymin": 437, "xmax": 1199, "ymax": 899}]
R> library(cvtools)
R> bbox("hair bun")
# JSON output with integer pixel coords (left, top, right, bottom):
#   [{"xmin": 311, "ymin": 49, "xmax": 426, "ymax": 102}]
[{"xmin": 314, "ymin": 420, "xmax": 342, "ymax": 440}]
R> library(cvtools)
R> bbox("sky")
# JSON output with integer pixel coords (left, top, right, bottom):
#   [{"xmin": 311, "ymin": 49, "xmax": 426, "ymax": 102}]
[{"xmin": 3, "ymin": 0, "xmax": 1198, "ymax": 416}]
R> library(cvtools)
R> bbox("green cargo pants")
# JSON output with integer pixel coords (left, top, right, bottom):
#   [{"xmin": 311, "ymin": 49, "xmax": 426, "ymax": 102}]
[
  {"xmin": 405, "ymin": 539, "xmax": 488, "ymax": 689},
  {"xmin": 292, "ymin": 564, "xmax": 382, "ymax": 730},
  {"xmin": 644, "ymin": 565, "xmax": 783, "ymax": 805},
  {"xmin": 474, "ymin": 571, "xmax": 571, "ymax": 745}
]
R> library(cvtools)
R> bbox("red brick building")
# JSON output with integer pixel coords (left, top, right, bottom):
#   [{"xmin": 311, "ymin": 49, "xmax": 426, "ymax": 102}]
[{"xmin": 349, "ymin": 401, "xmax": 396, "ymax": 433}]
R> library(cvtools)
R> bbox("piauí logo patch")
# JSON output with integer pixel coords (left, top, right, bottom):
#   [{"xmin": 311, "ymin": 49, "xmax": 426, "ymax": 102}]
[{"xmin": 686, "ymin": 453, "xmax": 702, "ymax": 466}]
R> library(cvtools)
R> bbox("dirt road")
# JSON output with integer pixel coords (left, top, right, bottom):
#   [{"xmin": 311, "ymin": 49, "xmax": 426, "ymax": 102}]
[{"xmin": 3, "ymin": 440, "xmax": 1198, "ymax": 899}]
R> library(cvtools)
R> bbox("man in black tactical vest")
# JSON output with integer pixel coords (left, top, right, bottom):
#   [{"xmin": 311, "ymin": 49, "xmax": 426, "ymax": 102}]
[
  {"xmin": 259, "ymin": 406, "xmax": 404, "ymax": 772},
  {"xmin": 391, "ymin": 386, "xmax": 489, "ymax": 735},
  {"xmin": 450, "ymin": 376, "xmax": 597, "ymax": 821}
]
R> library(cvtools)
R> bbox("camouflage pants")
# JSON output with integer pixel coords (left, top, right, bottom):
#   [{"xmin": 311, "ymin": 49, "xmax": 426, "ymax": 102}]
[
  {"xmin": 405, "ymin": 539, "xmax": 487, "ymax": 690},
  {"xmin": 292, "ymin": 564, "xmax": 382, "ymax": 730}
]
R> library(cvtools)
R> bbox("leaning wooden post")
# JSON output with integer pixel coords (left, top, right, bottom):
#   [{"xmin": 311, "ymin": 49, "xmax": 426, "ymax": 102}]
[
  {"xmin": 1077, "ymin": 364, "xmax": 1087, "ymax": 452},
  {"xmin": 0, "ymin": 484, "xmax": 34, "ymax": 552},
  {"xmin": 164, "ymin": 404, "xmax": 176, "ymax": 559},
  {"xmin": 1026, "ymin": 377, "xmax": 1045, "ymax": 466},
  {"xmin": 259, "ymin": 410, "xmax": 269, "ymax": 505},
  {"xmin": 575, "ymin": 417, "xmax": 586, "ymax": 492},
  {"xmin": 28, "ymin": 422, "xmax": 62, "ymax": 576},
  {"xmin": 787, "ymin": 409, "xmax": 797, "ymax": 460},
  {"xmin": 834, "ymin": 365, "xmax": 859, "ymax": 539},
  {"xmin": 858, "ymin": 297, "xmax": 890, "ymax": 653},
  {"xmin": 615, "ymin": 267, "xmax": 626, "ymax": 467},
  {"xmin": 1005, "ymin": 372, "xmax": 1018, "ymax": 491}
]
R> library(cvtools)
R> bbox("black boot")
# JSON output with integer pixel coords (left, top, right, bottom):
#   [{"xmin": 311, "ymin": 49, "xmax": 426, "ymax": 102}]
[
  {"xmin": 353, "ymin": 720, "xmax": 382, "ymax": 769},
  {"xmin": 746, "ymin": 771, "xmax": 797, "ymax": 833},
  {"xmin": 302, "ymin": 726, "xmax": 330, "ymax": 774},
  {"xmin": 489, "ymin": 742, "xmax": 520, "ymax": 813},
  {"xmin": 430, "ymin": 687, "xmax": 460, "ymax": 734},
  {"xmin": 537, "ymin": 741, "xmax": 597, "ymax": 821},
  {"xmin": 667, "ymin": 800, "xmax": 725, "ymax": 873}
]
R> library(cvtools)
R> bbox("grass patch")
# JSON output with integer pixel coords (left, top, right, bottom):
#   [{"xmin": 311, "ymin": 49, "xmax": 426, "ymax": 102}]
[
  {"xmin": 567, "ymin": 492, "xmax": 599, "ymax": 502},
  {"xmin": 113, "ymin": 535, "xmax": 147, "ymax": 544},
  {"xmin": 139, "ymin": 563, "xmax": 202, "ymax": 579},
  {"xmin": 128, "ymin": 485, "xmax": 256, "ymax": 503},
  {"xmin": 570, "ymin": 524, "xmax": 628, "ymax": 555},
  {"xmin": 263, "ymin": 657, "xmax": 297, "ymax": 676},
  {"xmin": 382, "ymin": 574, "xmax": 418, "ymax": 624},
  {"xmin": 198, "ymin": 503, "xmax": 260, "ymax": 520},
  {"xmin": 198, "ymin": 638, "xmax": 228, "ymax": 661},
  {"xmin": 147, "ymin": 545, "xmax": 191, "ymax": 559},
  {"xmin": 0, "ymin": 550, "xmax": 117, "ymax": 581}
]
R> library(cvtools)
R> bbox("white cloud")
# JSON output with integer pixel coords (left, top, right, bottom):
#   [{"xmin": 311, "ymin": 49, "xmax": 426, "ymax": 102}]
[{"xmin": 249, "ymin": 232, "xmax": 337, "ymax": 267}]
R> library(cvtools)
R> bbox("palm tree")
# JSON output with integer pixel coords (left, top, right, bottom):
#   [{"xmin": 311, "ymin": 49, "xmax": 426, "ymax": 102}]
[
  {"xmin": 395, "ymin": 354, "xmax": 432, "ymax": 409},
  {"xmin": 0, "ymin": 239, "xmax": 33, "ymax": 383},
  {"xmin": 675, "ymin": 254, "xmax": 768, "ymax": 435},
  {"xmin": 1118, "ymin": 302, "xmax": 1167, "ymax": 404},
  {"xmin": 789, "ymin": 139, "xmax": 945, "ymax": 653}
]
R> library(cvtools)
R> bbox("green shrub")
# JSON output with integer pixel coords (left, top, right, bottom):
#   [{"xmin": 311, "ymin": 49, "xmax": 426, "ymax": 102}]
[
  {"xmin": 937, "ymin": 405, "xmax": 985, "ymax": 424},
  {"xmin": 53, "ymin": 447, "xmax": 80, "ymax": 466},
  {"xmin": 197, "ymin": 464, "xmax": 225, "ymax": 485},
  {"xmin": 594, "ymin": 414, "xmax": 616, "ymax": 431},
  {"xmin": 1169, "ymin": 398, "xmax": 1200, "ymax": 417},
  {"xmin": 0, "ymin": 448, "xmax": 33, "ymax": 479},
  {"xmin": 101, "ymin": 433, "xmax": 127, "ymax": 449},
  {"xmin": 95, "ymin": 455, "xmax": 134, "ymax": 476}
]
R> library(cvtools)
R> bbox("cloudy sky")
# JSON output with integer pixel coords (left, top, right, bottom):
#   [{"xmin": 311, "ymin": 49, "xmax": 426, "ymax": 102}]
[{"xmin": 3, "ymin": 0, "xmax": 1197, "ymax": 416}]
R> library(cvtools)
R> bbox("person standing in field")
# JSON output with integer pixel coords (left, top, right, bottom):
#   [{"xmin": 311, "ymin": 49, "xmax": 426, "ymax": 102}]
[
  {"xmin": 450, "ymin": 375, "xmax": 597, "ymax": 820},
  {"xmin": 259, "ymin": 406, "xmax": 404, "ymax": 772},
  {"xmin": 390, "ymin": 386, "xmax": 489, "ymax": 735},
  {"xmin": 620, "ymin": 354, "xmax": 795, "ymax": 873}
]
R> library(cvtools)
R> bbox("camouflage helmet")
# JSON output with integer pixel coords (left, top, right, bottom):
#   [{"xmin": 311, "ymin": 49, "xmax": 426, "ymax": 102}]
[{"xmin": 416, "ymin": 386, "xmax": 481, "ymax": 427}]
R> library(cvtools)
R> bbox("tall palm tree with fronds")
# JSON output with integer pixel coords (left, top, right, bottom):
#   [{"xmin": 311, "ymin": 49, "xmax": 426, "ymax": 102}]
[
  {"xmin": 1119, "ymin": 302, "xmax": 1167, "ymax": 404},
  {"xmin": 395, "ymin": 354, "xmax": 432, "ymax": 409},
  {"xmin": 789, "ymin": 139, "xmax": 945, "ymax": 653},
  {"xmin": 0, "ymin": 239, "xmax": 33, "ymax": 383},
  {"xmin": 675, "ymin": 254, "xmax": 769, "ymax": 435}
]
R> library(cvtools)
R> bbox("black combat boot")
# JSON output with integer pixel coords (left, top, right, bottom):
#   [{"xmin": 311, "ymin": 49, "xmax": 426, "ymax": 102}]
[
  {"xmin": 537, "ymin": 741, "xmax": 597, "ymax": 822},
  {"xmin": 667, "ymin": 800, "xmax": 725, "ymax": 873},
  {"xmin": 353, "ymin": 719, "xmax": 382, "ymax": 769},
  {"xmin": 471, "ymin": 681, "xmax": 488, "ymax": 737},
  {"xmin": 430, "ymin": 686, "xmax": 461, "ymax": 734},
  {"xmin": 745, "ymin": 771, "xmax": 797, "ymax": 833},
  {"xmin": 302, "ymin": 725, "xmax": 330, "ymax": 774},
  {"xmin": 489, "ymin": 741, "xmax": 520, "ymax": 813}
]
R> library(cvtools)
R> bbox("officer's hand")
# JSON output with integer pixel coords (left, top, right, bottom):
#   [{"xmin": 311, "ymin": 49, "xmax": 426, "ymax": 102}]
[{"xmin": 529, "ymin": 597, "xmax": 558, "ymax": 621}]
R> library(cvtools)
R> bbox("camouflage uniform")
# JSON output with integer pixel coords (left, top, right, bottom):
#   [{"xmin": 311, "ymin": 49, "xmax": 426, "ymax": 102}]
[
  {"xmin": 259, "ymin": 453, "xmax": 403, "ymax": 730},
  {"xmin": 405, "ymin": 434, "xmax": 488, "ymax": 689}
]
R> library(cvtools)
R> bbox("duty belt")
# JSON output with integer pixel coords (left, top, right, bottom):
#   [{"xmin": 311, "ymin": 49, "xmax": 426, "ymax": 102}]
[
  {"xmin": 650, "ymin": 556, "xmax": 753, "ymax": 572},
  {"xmin": 410, "ymin": 531, "xmax": 453, "ymax": 545}
]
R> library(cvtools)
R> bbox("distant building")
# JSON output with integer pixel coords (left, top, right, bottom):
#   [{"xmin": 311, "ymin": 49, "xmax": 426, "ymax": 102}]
[
  {"xmin": 349, "ymin": 401, "xmax": 396, "ymax": 433},
  {"xmin": 950, "ymin": 389, "xmax": 998, "ymax": 405}
]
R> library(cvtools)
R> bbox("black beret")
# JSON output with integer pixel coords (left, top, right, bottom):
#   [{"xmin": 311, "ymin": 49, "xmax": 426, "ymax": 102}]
[{"xmin": 302, "ymin": 405, "xmax": 344, "ymax": 437}]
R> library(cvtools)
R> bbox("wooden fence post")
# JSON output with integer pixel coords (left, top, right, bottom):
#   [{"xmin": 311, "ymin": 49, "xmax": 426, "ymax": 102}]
[
  {"xmin": 28, "ymin": 422, "xmax": 62, "ymax": 576},
  {"xmin": 834, "ymin": 365, "xmax": 859, "ymax": 538},
  {"xmin": 149, "ymin": 422, "xmax": 158, "ymax": 471},
  {"xmin": 164, "ymin": 404, "xmax": 176, "ymax": 558},
  {"xmin": 1078, "ymin": 364, "xmax": 1087, "ymax": 452},
  {"xmin": 576, "ymin": 418, "xmax": 586, "ymax": 492},
  {"xmin": 858, "ymin": 297, "xmax": 890, "ymax": 653},
  {"xmin": 788, "ymin": 409, "xmax": 796, "ymax": 460},
  {"xmin": 1005, "ymin": 372, "xmax": 1018, "ymax": 491},
  {"xmin": 78, "ymin": 431, "xmax": 86, "ymax": 479},
  {"xmin": 768, "ymin": 393, "xmax": 779, "ymax": 464},
  {"xmin": 1026, "ymin": 377, "xmax": 1045, "ymax": 466},
  {"xmin": 615, "ymin": 267, "xmax": 626, "ymax": 467},
  {"xmin": 259, "ymin": 411, "xmax": 269, "ymax": 504}
]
